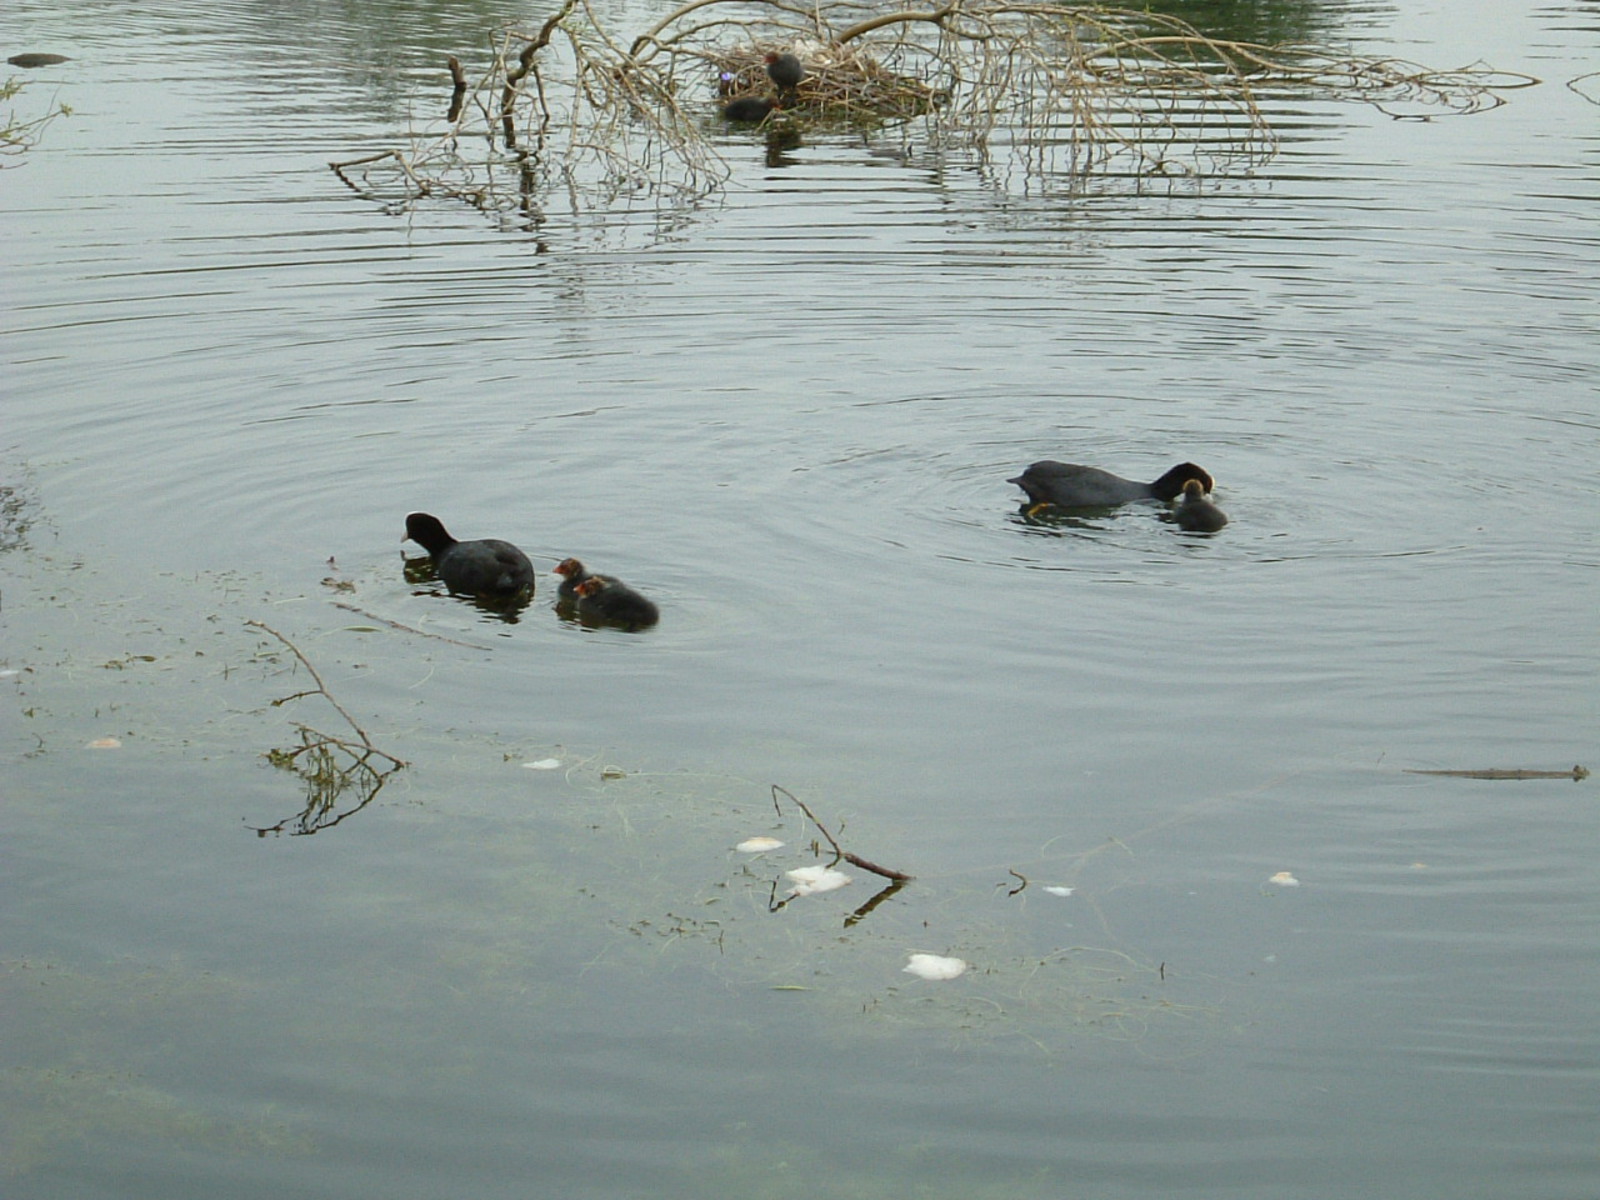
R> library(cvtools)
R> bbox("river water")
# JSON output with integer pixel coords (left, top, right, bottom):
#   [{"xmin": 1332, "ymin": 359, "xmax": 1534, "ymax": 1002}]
[{"xmin": 2, "ymin": 0, "xmax": 1597, "ymax": 1196}]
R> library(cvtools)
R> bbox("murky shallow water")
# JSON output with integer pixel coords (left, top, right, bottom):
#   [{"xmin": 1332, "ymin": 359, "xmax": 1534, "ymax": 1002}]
[{"xmin": 3, "ymin": 0, "xmax": 1598, "ymax": 1195}]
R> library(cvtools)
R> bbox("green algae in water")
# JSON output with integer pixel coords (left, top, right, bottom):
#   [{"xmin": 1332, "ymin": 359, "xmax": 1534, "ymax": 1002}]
[{"xmin": 0, "ymin": 960, "xmax": 314, "ymax": 1177}]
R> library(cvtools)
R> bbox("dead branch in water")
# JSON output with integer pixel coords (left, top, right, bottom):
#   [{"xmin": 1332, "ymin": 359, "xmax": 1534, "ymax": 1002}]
[
  {"xmin": 328, "ymin": 1, "xmax": 1536, "ymax": 216},
  {"xmin": 772, "ymin": 783, "xmax": 914, "ymax": 882},
  {"xmin": 1405, "ymin": 765, "xmax": 1589, "ymax": 782},
  {"xmin": 765, "ymin": 785, "xmax": 912, "ymax": 925},
  {"xmin": 330, "ymin": 601, "xmax": 491, "ymax": 650},
  {"xmin": 2, "ymin": 75, "xmax": 72, "ymax": 163},
  {"xmin": 246, "ymin": 620, "xmax": 407, "ymax": 835}
]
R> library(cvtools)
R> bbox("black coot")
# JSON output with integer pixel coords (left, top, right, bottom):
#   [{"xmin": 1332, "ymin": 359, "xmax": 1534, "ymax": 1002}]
[
  {"xmin": 1009, "ymin": 460, "xmax": 1214, "ymax": 508},
  {"xmin": 403, "ymin": 512, "xmax": 535, "ymax": 599}
]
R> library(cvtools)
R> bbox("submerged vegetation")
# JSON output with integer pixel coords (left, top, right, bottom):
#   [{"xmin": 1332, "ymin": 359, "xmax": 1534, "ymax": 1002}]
[
  {"xmin": 0, "ymin": 470, "xmax": 46, "ymax": 552},
  {"xmin": 331, "ymin": 0, "xmax": 1537, "ymax": 218}
]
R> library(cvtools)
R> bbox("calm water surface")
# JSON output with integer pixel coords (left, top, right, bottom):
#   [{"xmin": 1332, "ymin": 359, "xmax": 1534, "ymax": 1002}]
[{"xmin": 2, "ymin": 0, "xmax": 1597, "ymax": 1195}]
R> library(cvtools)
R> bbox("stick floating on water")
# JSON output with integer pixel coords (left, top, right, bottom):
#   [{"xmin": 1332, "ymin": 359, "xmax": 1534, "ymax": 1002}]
[{"xmin": 1404, "ymin": 765, "xmax": 1589, "ymax": 781}]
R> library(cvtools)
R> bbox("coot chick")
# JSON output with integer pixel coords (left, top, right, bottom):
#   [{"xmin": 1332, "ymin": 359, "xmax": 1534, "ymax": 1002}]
[
  {"xmin": 764, "ymin": 52, "xmax": 804, "ymax": 91},
  {"xmin": 574, "ymin": 575, "xmax": 660, "ymax": 630},
  {"xmin": 1172, "ymin": 478, "xmax": 1229, "ymax": 533},
  {"xmin": 403, "ymin": 512, "xmax": 535, "ymax": 600},
  {"xmin": 1009, "ymin": 460, "xmax": 1214, "ymax": 508},
  {"xmin": 722, "ymin": 95, "xmax": 776, "ymax": 123},
  {"xmin": 553, "ymin": 557, "xmax": 593, "ymax": 600}
]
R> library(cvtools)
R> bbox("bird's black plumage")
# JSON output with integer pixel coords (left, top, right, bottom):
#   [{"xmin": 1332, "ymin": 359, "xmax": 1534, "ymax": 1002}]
[
  {"xmin": 722, "ymin": 95, "xmax": 776, "ymax": 122},
  {"xmin": 404, "ymin": 512, "xmax": 535, "ymax": 599},
  {"xmin": 574, "ymin": 575, "xmax": 660, "ymax": 630},
  {"xmin": 764, "ymin": 52, "xmax": 804, "ymax": 90},
  {"xmin": 1009, "ymin": 461, "xmax": 1214, "ymax": 508}
]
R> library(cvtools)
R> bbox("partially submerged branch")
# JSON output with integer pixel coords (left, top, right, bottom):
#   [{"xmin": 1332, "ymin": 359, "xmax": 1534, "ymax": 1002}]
[
  {"xmin": 772, "ymin": 784, "xmax": 914, "ymax": 882},
  {"xmin": 2, "ymin": 76, "xmax": 72, "ymax": 163},
  {"xmin": 246, "ymin": 620, "xmax": 407, "ymax": 835},
  {"xmin": 766, "ymin": 785, "xmax": 912, "ymax": 925},
  {"xmin": 1404, "ymin": 764, "xmax": 1589, "ymax": 782},
  {"xmin": 330, "ymin": 1, "xmax": 1538, "ymax": 217}
]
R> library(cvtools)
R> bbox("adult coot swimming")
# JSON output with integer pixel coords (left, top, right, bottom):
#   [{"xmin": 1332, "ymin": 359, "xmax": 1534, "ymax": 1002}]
[
  {"xmin": 722, "ymin": 96, "xmax": 776, "ymax": 123},
  {"xmin": 1172, "ymin": 478, "xmax": 1229, "ymax": 533},
  {"xmin": 553, "ymin": 557, "xmax": 594, "ymax": 600},
  {"xmin": 764, "ymin": 52, "xmax": 804, "ymax": 91},
  {"xmin": 1009, "ymin": 460, "xmax": 1214, "ymax": 508},
  {"xmin": 574, "ymin": 575, "xmax": 659, "ymax": 630},
  {"xmin": 404, "ymin": 512, "xmax": 535, "ymax": 599}
]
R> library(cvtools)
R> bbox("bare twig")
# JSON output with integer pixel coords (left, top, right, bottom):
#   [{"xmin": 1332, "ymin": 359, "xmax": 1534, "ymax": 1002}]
[
  {"xmin": 246, "ymin": 620, "xmax": 408, "ymax": 836},
  {"xmin": 2, "ymin": 77, "xmax": 71, "ymax": 163},
  {"xmin": 771, "ymin": 784, "xmax": 914, "ymax": 881},
  {"xmin": 835, "ymin": 4, "xmax": 959, "ymax": 45},
  {"xmin": 331, "ymin": 602, "xmax": 491, "ymax": 649},
  {"xmin": 1404, "ymin": 765, "xmax": 1588, "ymax": 781},
  {"xmin": 246, "ymin": 620, "xmax": 407, "ymax": 770}
]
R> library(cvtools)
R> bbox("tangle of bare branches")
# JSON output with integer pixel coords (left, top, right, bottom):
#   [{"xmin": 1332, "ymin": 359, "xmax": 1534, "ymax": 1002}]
[{"xmin": 329, "ymin": 1, "xmax": 1538, "ymax": 217}]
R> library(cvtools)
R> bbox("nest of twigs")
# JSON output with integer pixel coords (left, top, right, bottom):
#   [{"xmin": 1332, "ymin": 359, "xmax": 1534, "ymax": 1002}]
[{"xmin": 707, "ymin": 41, "xmax": 944, "ymax": 121}]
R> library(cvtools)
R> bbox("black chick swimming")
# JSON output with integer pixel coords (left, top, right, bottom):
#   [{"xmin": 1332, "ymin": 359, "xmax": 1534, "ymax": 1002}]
[{"xmin": 574, "ymin": 575, "xmax": 659, "ymax": 630}]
